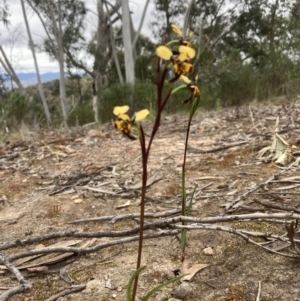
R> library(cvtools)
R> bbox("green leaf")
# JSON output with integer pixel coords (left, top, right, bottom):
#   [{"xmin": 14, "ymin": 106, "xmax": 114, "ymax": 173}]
[
  {"xmin": 142, "ymin": 274, "xmax": 185, "ymax": 301},
  {"xmin": 189, "ymin": 96, "xmax": 200, "ymax": 121},
  {"xmin": 127, "ymin": 266, "xmax": 147, "ymax": 301}
]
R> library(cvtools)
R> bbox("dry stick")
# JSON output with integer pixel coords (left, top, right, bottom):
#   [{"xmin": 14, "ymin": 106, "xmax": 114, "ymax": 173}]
[
  {"xmin": 45, "ymin": 285, "xmax": 86, "ymax": 301},
  {"xmin": 7, "ymin": 230, "xmax": 180, "ymax": 262},
  {"xmin": 1, "ymin": 212, "xmax": 299, "ymax": 252},
  {"xmin": 175, "ymin": 224, "xmax": 300, "ymax": 259},
  {"xmin": 223, "ymin": 161, "xmax": 297, "ymax": 215},
  {"xmin": 249, "ymin": 105, "xmax": 260, "ymax": 133},
  {"xmin": 253, "ymin": 198, "xmax": 300, "ymax": 214},
  {"xmin": 256, "ymin": 281, "xmax": 261, "ymax": 301},
  {"xmin": 163, "ymin": 212, "xmax": 300, "ymax": 224},
  {"xmin": 0, "ymin": 217, "xmax": 179, "ymax": 251},
  {"xmin": 0, "ymin": 253, "xmax": 32, "ymax": 301},
  {"xmin": 188, "ymin": 140, "xmax": 248, "ymax": 154},
  {"xmin": 4, "ymin": 212, "xmax": 300, "ymax": 262},
  {"xmin": 70, "ymin": 208, "xmax": 181, "ymax": 224}
]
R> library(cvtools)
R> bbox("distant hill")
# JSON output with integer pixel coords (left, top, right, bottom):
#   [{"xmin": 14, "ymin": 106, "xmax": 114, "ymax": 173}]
[{"xmin": 17, "ymin": 72, "xmax": 61, "ymax": 87}]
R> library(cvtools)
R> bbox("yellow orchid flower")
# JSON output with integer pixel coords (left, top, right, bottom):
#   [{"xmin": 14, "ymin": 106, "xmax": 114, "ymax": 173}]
[
  {"xmin": 171, "ymin": 24, "xmax": 194, "ymax": 47},
  {"xmin": 172, "ymin": 61, "xmax": 194, "ymax": 81},
  {"xmin": 156, "ymin": 46, "xmax": 173, "ymax": 60},
  {"xmin": 113, "ymin": 106, "xmax": 150, "ymax": 140},
  {"xmin": 113, "ymin": 105, "xmax": 129, "ymax": 116},
  {"xmin": 155, "ymin": 24, "xmax": 197, "ymax": 83},
  {"xmin": 178, "ymin": 45, "xmax": 195, "ymax": 59},
  {"xmin": 134, "ymin": 109, "xmax": 150, "ymax": 121},
  {"xmin": 180, "ymin": 75, "xmax": 201, "ymax": 103},
  {"xmin": 156, "ymin": 43, "xmax": 195, "ymax": 62},
  {"xmin": 171, "ymin": 24, "xmax": 183, "ymax": 37}
]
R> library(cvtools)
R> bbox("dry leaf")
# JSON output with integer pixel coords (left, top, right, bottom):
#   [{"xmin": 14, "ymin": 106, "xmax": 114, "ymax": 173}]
[
  {"xmin": 182, "ymin": 258, "xmax": 209, "ymax": 281},
  {"xmin": 116, "ymin": 200, "xmax": 131, "ymax": 209},
  {"xmin": 127, "ymin": 174, "xmax": 162, "ymax": 190},
  {"xmin": 27, "ymin": 266, "xmax": 48, "ymax": 272},
  {"xmin": 203, "ymin": 247, "xmax": 214, "ymax": 255},
  {"xmin": 63, "ymin": 145, "xmax": 76, "ymax": 154},
  {"xmin": 74, "ymin": 198, "xmax": 83, "ymax": 204},
  {"xmin": 52, "ymin": 151, "xmax": 68, "ymax": 158}
]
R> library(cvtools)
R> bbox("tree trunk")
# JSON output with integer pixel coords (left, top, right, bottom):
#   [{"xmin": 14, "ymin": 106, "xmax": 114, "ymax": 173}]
[
  {"xmin": 122, "ymin": 0, "xmax": 135, "ymax": 84},
  {"xmin": 48, "ymin": 1, "xmax": 68, "ymax": 127},
  {"xmin": 21, "ymin": 0, "xmax": 51, "ymax": 126},
  {"xmin": 0, "ymin": 45, "xmax": 26, "ymax": 93}
]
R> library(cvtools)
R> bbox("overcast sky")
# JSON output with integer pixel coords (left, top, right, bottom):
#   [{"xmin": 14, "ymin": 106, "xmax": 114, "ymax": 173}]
[{"xmin": 0, "ymin": 0, "xmax": 155, "ymax": 74}]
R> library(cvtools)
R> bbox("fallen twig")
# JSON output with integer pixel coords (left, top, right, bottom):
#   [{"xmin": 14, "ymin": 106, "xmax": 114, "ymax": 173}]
[
  {"xmin": 0, "ymin": 253, "xmax": 32, "ymax": 301},
  {"xmin": 7, "ymin": 230, "xmax": 180, "ymax": 262},
  {"xmin": 256, "ymin": 281, "xmax": 261, "ymax": 301},
  {"xmin": 253, "ymin": 198, "xmax": 300, "ymax": 214},
  {"xmin": 45, "ymin": 285, "xmax": 86, "ymax": 301},
  {"xmin": 70, "ymin": 208, "xmax": 181, "ymax": 224}
]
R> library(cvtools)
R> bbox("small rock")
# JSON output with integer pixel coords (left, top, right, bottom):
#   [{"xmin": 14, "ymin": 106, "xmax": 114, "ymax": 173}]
[
  {"xmin": 112, "ymin": 293, "xmax": 117, "ymax": 299},
  {"xmin": 117, "ymin": 286, "xmax": 122, "ymax": 292},
  {"xmin": 59, "ymin": 268, "xmax": 73, "ymax": 284},
  {"xmin": 203, "ymin": 247, "xmax": 214, "ymax": 255},
  {"xmin": 73, "ymin": 198, "xmax": 83, "ymax": 204},
  {"xmin": 85, "ymin": 279, "xmax": 103, "ymax": 294},
  {"xmin": 154, "ymin": 291, "xmax": 168, "ymax": 301},
  {"xmin": 171, "ymin": 282, "xmax": 193, "ymax": 300},
  {"xmin": 0, "ymin": 195, "xmax": 7, "ymax": 205}
]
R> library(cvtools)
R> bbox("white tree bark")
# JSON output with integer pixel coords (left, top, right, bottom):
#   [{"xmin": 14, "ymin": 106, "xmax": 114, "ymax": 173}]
[
  {"xmin": 48, "ymin": 1, "xmax": 68, "ymax": 127},
  {"xmin": 104, "ymin": 1, "xmax": 124, "ymax": 84},
  {"xmin": 122, "ymin": 0, "xmax": 135, "ymax": 84},
  {"xmin": 0, "ymin": 45, "xmax": 26, "ymax": 93},
  {"xmin": 20, "ymin": 0, "xmax": 51, "ymax": 126},
  {"xmin": 132, "ymin": 0, "xmax": 150, "ymax": 49}
]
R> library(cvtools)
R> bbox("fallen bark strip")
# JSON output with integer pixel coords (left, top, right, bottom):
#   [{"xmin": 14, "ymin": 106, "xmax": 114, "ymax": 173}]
[
  {"xmin": 45, "ymin": 285, "xmax": 86, "ymax": 301},
  {"xmin": 0, "ymin": 253, "xmax": 32, "ymax": 301}
]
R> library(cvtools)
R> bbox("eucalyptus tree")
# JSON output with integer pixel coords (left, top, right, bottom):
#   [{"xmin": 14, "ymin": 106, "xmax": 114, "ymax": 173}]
[
  {"xmin": 63, "ymin": 0, "xmax": 150, "ymax": 119},
  {"xmin": 21, "ymin": 0, "xmax": 51, "ymax": 126},
  {"xmin": 0, "ymin": 0, "xmax": 8, "ymax": 25},
  {"xmin": 0, "ymin": 45, "xmax": 26, "ymax": 93},
  {"xmin": 26, "ymin": 0, "xmax": 86, "ymax": 127},
  {"xmin": 0, "ymin": 0, "xmax": 8, "ymax": 47},
  {"xmin": 150, "ymin": 0, "xmax": 187, "ymax": 41},
  {"xmin": 122, "ymin": 0, "xmax": 134, "ymax": 83},
  {"xmin": 0, "ymin": 1, "xmax": 26, "ymax": 93}
]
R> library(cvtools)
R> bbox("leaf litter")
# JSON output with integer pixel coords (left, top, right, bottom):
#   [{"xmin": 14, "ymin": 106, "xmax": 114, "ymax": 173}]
[{"xmin": 1, "ymin": 102, "xmax": 300, "ymax": 300}]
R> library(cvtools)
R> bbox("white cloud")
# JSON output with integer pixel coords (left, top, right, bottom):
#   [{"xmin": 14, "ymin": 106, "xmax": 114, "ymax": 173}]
[{"xmin": 0, "ymin": 0, "xmax": 154, "ymax": 74}]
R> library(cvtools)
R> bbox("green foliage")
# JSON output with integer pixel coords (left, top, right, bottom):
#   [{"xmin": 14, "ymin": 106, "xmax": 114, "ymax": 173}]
[
  {"xmin": 68, "ymin": 103, "xmax": 94, "ymax": 126},
  {"xmin": 151, "ymin": 0, "xmax": 186, "ymax": 41},
  {"xmin": 100, "ymin": 80, "xmax": 157, "ymax": 123},
  {"xmin": 0, "ymin": 74, "xmax": 8, "ymax": 95},
  {"xmin": 0, "ymin": 91, "xmax": 45, "ymax": 129}
]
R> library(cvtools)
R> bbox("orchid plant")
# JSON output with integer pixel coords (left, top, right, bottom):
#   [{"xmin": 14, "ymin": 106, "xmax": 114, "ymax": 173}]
[{"xmin": 113, "ymin": 24, "xmax": 200, "ymax": 301}]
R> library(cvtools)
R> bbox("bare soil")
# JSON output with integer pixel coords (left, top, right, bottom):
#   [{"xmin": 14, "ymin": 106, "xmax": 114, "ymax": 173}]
[{"xmin": 1, "ymin": 101, "xmax": 300, "ymax": 301}]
